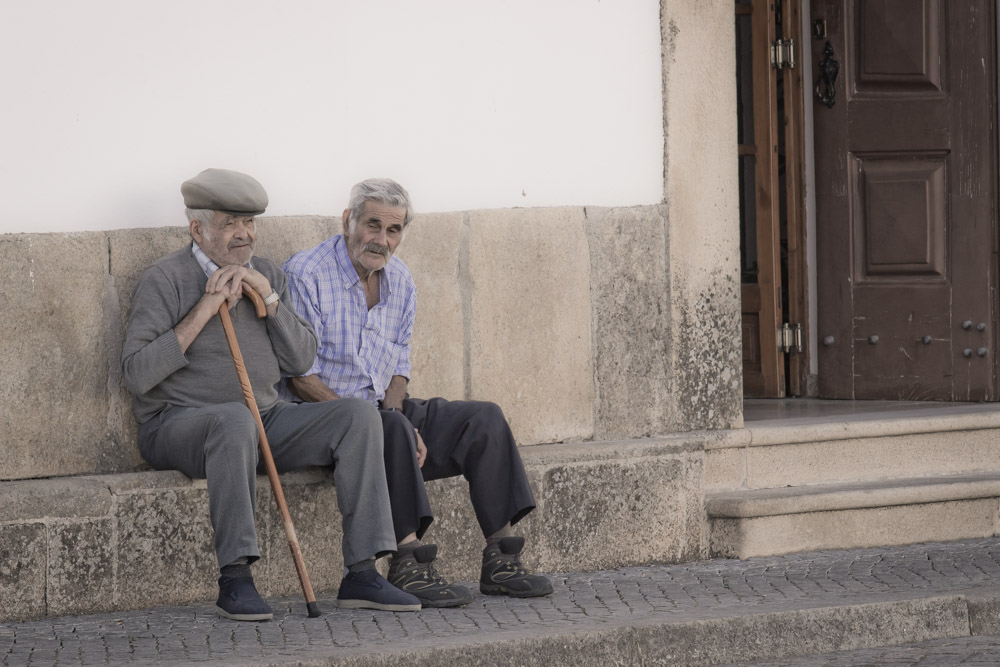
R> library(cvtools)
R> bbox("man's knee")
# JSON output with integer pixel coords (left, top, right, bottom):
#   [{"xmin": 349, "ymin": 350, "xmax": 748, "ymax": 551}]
[
  {"xmin": 380, "ymin": 409, "xmax": 418, "ymax": 460},
  {"xmin": 202, "ymin": 403, "xmax": 258, "ymax": 455},
  {"xmin": 463, "ymin": 401, "xmax": 519, "ymax": 460},
  {"xmin": 381, "ymin": 408, "xmax": 413, "ymax": 437},
  {"xmin": 312, "ymin": 397, "xmax": 382, "ymax": 450},
  {"xmin": 468, "ymin": 400, "xmax": 508, "ymax": 429},
  {"xmin": 338, "ymin": 397, "xmax": 382, "ymax": 430}
]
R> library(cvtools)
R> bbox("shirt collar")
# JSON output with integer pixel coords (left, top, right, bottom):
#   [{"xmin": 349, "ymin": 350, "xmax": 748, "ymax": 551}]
[{"xmin": 191, "ymin": 240, "xmax": 253, "ymax": 279}]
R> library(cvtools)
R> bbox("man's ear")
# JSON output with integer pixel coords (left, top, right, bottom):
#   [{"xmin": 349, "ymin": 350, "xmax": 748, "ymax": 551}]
[
  {"xmin": 189, "ymin": 219, "xmax": 203, "ymax": 243},
  {"xmin": 341, "ymin": 209, "xmax": 351, "ymax": 237}
]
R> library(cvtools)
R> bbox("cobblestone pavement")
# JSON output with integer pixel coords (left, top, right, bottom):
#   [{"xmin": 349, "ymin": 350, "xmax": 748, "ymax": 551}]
[
  {"xmin": 731, "ymin": 635, "xmax": 1000, "ymax": 666},
  {"xmin": 6, "ymin": 538, "xmax": 1000, "ymax": 665}
]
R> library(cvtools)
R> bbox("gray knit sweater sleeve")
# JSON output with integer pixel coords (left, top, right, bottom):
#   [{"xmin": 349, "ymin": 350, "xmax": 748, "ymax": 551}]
[
  {"xmin": 260, "ymin": 263, "xmax": 319, "ymax": 376},
  {"xmin": 121, "ymin": 255, "xmax": 192, "ymax": 397},
  {"xmin": 122, "ymin": 246, "xmax": 318, "ymax": 423}
]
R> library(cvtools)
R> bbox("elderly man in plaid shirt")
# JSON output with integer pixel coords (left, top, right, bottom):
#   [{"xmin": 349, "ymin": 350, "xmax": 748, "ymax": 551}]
[{"xmin": 282, "ymin": 178, "xmax": 552, "ymax": 608}]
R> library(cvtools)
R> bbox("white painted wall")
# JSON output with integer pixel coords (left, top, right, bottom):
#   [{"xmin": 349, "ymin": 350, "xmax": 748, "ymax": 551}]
[{"xmin": 0, "ymin": 0, "xmax": 663, "ymax": 233}]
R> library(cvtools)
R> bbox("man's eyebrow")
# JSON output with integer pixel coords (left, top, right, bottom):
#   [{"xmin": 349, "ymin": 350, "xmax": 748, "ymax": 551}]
[{"xmin": 363, "ymin": 215, "xmax": 404, "ymax": 227}]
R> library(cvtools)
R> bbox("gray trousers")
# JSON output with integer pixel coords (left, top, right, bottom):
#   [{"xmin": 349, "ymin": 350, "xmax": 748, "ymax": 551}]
[{"xmin": 138, "ymin": 398, "xmax": 396, "ymax": 570}]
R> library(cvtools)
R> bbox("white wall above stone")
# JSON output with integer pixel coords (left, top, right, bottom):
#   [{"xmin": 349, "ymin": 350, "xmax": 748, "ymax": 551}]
[{"xmin": 0, "ymin": 0, "xmax": 663, "ymax": 233}]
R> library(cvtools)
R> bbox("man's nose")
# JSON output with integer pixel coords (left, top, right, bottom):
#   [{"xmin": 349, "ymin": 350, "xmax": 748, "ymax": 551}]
[{"xmin": 374, "ymin": 228, "xmax": 388, "ymax": 245}]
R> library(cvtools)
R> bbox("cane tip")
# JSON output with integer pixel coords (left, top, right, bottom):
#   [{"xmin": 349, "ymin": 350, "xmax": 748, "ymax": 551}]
[{"xmin": 306, "ymin": 601, "xmax": 322, "ymax": 618}]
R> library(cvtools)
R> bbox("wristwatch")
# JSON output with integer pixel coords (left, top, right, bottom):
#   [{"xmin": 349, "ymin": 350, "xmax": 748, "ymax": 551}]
[{"xmin": 263, "ymin": 291, "xmax": 280, "ymax": 306}]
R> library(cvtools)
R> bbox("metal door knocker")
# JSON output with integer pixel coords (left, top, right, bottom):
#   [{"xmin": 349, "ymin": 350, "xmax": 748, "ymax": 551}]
[{"xmin": 815, "ymin": 41, "xmax": 839, "ymax": 109}]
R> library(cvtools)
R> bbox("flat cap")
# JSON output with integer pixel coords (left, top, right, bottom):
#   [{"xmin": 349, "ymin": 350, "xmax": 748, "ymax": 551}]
[{"xmin": 181, "ymin": 168, "xmax": 268, "ymax": 215}]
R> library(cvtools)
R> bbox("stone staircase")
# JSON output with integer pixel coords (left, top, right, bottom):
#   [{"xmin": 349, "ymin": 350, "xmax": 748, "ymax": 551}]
[{"xmin": 706, "ymin": 402, "xmax": 1000, "ymax": 558}]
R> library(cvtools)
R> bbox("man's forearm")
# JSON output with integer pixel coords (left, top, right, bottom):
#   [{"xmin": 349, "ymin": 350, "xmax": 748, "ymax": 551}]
[
  {"xmin": 174, "ymin": 295, "xmax": 225, "ymax": 353},
  {"xmin": 288, "ymin": 374, "xmax": 340, "ymax": 402},
  {"xmin": 382, "ymin": 375, "xmax": 408, "ymax": 411}
]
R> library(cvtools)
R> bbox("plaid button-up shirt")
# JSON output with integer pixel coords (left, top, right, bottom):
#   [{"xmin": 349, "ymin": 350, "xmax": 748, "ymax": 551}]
[{"xmin": 283, "ymin": 235, "xmax": 416, "ymax": 405}]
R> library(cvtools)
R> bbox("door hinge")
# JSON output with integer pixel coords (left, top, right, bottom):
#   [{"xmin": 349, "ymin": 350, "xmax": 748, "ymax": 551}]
[
  {"xmin": 779, "ymin": 323, "xmax": 803, "ymax": 353},
  {"xmin": 771, "ymin": 38, "xmax": 796, "ymax": 70}
]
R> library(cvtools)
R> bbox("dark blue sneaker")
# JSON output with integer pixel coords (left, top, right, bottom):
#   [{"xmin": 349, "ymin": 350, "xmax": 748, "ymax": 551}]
[
  {"xmin": 216, "ymin": 576, "xmax": 273, "ymax": 621},
  {"xmin": 336, "ymin": 568, "xmax": 421, "ymax": 611}
]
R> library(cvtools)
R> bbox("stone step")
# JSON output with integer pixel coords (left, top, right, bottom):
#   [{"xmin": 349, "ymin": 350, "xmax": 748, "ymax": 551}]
[
  {"xmin": 707, "ymin": 403, "xmax": 1000, "ymax": 492},
  {"xmin": 194, "ymin": 595, "xmax": 976, "ymax": 667},
  {"xmin": 7, "ymin": 538, "xmax": 1000, "ymax": 666},
  {"xmin": 707, "ymin": 472, "xmax": 1000, "ymax": 559},
  {"xmin": 0, "ymin": 436, "xmax": 706, "ymax": 622}
]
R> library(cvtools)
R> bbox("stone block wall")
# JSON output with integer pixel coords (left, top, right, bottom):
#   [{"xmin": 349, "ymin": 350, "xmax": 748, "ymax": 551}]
[{"xmin": 0, "ymin": 204, "xmax": 741, "ymax": 482}]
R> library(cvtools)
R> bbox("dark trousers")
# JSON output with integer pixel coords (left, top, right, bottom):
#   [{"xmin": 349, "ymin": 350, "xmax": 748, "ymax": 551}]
[{"xmin": 379, "ymin": 398, "xmax": 536, "ymax": 544}]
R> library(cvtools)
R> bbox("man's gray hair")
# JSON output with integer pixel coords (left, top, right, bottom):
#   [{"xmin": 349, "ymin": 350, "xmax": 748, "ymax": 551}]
[
  {"xmin": 346, "ymin": 178, "xmax": 413, "ymax": 234},
  {"xmin": 186, "ymin": 208, "xmax": 216, "ymax": 239},
  {"xmin": 186, "ymin": 208, "xmax": 216, "ymax": 226}
]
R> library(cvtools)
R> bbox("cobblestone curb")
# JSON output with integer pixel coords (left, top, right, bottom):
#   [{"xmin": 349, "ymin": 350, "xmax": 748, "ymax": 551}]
[{"xmin": 5, "ymin": 539, "xmax": 1000, "ymax": 666}]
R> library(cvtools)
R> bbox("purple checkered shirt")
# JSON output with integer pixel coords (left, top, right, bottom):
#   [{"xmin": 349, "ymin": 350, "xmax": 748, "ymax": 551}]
[{"xmin": 282, "ymin": 235, "xmax": 416, "ymax": 405}]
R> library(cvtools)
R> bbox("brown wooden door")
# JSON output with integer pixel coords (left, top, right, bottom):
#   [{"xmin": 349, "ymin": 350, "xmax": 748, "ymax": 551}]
[
  {"xmin": 739, "ymin": 0, "xmax": 809, "ymax": 398},
  {"xmin": 739, "ymin": 0, "xmax": 785, "ymax": 397},
  {"xmin": 812, "ymin": 0, "xmax": 998, "ymax": 400}
]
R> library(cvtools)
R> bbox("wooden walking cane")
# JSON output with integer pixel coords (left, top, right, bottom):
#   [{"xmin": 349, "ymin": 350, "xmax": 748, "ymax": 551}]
[{"xmin": 218, "ymin": 284, "xmax": 321, "ymax": 618}]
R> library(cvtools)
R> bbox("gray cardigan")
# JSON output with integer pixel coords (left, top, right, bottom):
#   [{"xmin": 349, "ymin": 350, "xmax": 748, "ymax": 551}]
[{"xmin": 122, "ymin": 245, "xmax": 318, "ymax": 424}]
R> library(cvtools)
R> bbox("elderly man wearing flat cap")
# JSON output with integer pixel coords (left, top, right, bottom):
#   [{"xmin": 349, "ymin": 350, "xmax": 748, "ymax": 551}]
[{"xmin": 122, "ymin": 168, "xmax": 420, "ymax": 621}]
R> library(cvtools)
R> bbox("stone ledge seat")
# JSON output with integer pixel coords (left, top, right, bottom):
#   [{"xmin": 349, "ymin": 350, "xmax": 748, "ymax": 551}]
[{"xmin": 0, "ymin": 435, "xmax": 707, "ymax": 622}]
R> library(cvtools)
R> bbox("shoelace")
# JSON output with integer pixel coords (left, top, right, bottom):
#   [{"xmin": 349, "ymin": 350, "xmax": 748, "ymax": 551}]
[
  {"xmin": 398, "ymin": 557, "xmax": 446, "ymax": 584},
  {"xmin": 488, "ymin": 551, "xmax": 529, "ymax": 577}
]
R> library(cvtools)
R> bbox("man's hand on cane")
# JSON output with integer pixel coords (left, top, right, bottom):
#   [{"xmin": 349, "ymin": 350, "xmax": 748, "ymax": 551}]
[{"xmin": 206, "ymin": 266, "xmax": 275, "ymax": 312}]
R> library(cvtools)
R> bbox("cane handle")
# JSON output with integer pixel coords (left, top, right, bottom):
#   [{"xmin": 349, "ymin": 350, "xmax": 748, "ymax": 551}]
[{"xmin": 242, "ymin": 284, "xmax": 267, "ymax": 318}]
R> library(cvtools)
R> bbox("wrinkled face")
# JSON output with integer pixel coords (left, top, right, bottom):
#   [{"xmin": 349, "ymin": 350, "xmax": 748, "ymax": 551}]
[
  {"xmin": 342, "ymin": 200, "xmax": 406, "ymax": 277},
  {"xmin": 190, "ymin": 212, "xmax": 256, "ymax": 266}
]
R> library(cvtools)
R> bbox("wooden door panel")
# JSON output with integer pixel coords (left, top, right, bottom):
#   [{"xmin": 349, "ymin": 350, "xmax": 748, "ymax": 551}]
[
  {"xmin": 853, "ymin": 287, "xmax": 953, "ymax": 400},
  {"xmin": 853, "ymin": 154, "xmax": 948, "ymax": 280},
  {"xmin": 813, "ymin": 0, "xmax": 997, "ymax": 400},
  {"xmin": 742, "ymin": 283, "xmax": 764, "ymax": 396},
  {"xmin": 856, "ymin": 0, "xmax": 942, "ymax": 94},
  {"xmin": 847, "ymin": 104, "xmax": 949, "ymax": 151},
  {"xmin": 948, "ymin": 5, "xmax": 999, "ymax": 400},
  {"xmin": 738, "ymin": 0, "xmax": 785, "ymax": 398},
  {"xmin": 782, "ymin": 0, "xmax": 810, "ymax": 396}
]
